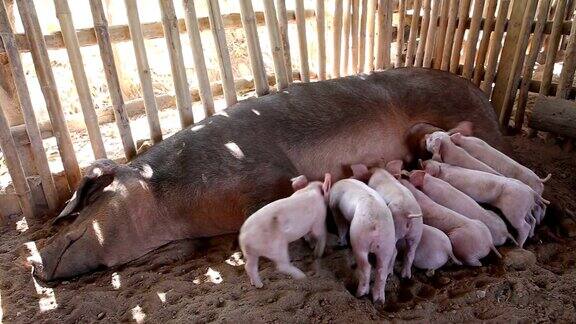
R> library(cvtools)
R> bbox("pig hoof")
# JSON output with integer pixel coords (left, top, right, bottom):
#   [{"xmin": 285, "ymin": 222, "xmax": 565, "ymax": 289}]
[
  {"xmin": 371, "ymin": 291, "xmax": 385, "ymax": 303},
  {"xmin": 292, "ymin": 272, "xmax": 306, "ymax": 280},
  {"xmin": 401, "ymin": 267, "xmax": 412, "ymax": 279},
  {"xmin": 251, "ymin": 280, "xmax": 264, "ymax": 288},
  {"xmin": 356, "ymin": 286, "xmax": 369, "ymax": 298}
]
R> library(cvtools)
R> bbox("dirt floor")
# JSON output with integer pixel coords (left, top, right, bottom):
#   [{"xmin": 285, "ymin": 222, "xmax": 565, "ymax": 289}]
[{"xmin": 1, "ymin": 132, "xmax": 575, "ymax": 323}]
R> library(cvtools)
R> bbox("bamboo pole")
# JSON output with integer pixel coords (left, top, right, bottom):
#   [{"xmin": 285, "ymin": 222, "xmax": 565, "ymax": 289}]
[
  {"xmin": 295, "ymin": 0, "xmax": 310, "ymax": 82},
  {"xmin": 332, "ymin": 0, "xmax": 344, "ymax": 77},
  {"xmin": 0, "ymin": 1, "xmax": 58, "ymax": 212},
  {"xmin": 480, "ymin": 0, "xmax": 510, "ymax": 93},
  {"xmin": 396, "ymin": 0, "xmax": 406, "ymax": 67},
  {"xmin": 376, "ymin": 0, "xmax": 393, "ymax": 69},
  {"xmin": 540, "ymin": 0, "xmax": 567, "ymax": 96},
  {"xmin": 433, "ymin": 0, "xmax": 451, "ymax": 69},
  {"xmin": 0, "ymin": 101, "xmax": 34, "ymax": 217},
  {"xmin": 276, "ymin": 0, "xmax": 293, "ymax": 82},
  {"xmin": 499, "ymin": 0, "xmax": 538, "ymax": 129},
  {"xmin": 124, "ymin": 0, "xmax": 162, "ymax": 144},
  {"xmin": 472, "ymin": 0, "xmax": 497, "ymax": 85},
  {"xmin": 17, "ymin": 0, "xmax": 81, "ymax": 188},
  {"xmin": 239, "ymin": 0, "xmax": 269, "ymax": 95},
  {"xmin": 159, "ymin": 0, "xmax": 195, "ymax": 127},
  {"xmin": 342, "ymin": 0, "xmax": 352, "ymax": 74},
  {"xmin": 54, "ymin": 0, "xmax": 107, "ymax": 158},
  {"xmin": 182, "ymin": 0, "xmax": 215, "ymax": 116},
  {"xmin": 316, "ymin": 0, "xmax": 327, "ymax": 80},
  {"xmin": 405, "ymin": 0, "xmax": 422, "ymax": 67},
  {"xmin": 514, "ymin": 0, "xmax": 553, "ymax": 131},
  {"xmin": 358, "ymin": 0, "xmax": 368, "ymax": 71},
  {"xmin": 555, "ymin": 7, "xmax": 576, "ymax": 99},
  {"xmin": 461, "ymin": 0, "xmax": 485, "ymax": 79},
  {"xmin": 351, "ymin": 0, "xmax": 360, "ymax": 74},
  {"xmin": 89, "ymin": 0, "xmax": 136, "ymax": 160},
  {"xmin": 366, "ymin": 0, "xmax": 377, "ymax": 70},
  {"xmin": 449, "ymin": 0, "xmax": 471, "ymax": 73},
  {"xmin": 423, "ymin": 0, "xmax": 441, "ymax": 68},
  {"xmin": 415, "ymin": 0, "xmax": 431, "ymax": 67},
  {"xmin": 207, "ymin": 0, "xmax": 237, "ymax": 106},
  {"xmin": 440, "ymin": 0, "xmax": 459, "ymax": 70},
  {"xmin": 263, "ymin": 0, "xmax": 289, "ymax": 88}
]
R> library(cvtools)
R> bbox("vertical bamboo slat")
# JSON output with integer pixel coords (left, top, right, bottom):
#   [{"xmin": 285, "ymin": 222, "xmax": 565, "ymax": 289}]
[
  {"xmin": 540, "ymin": 0, "xmax": 567, "ymax": 96},
  {"xmin": 295, "ymin": 0, "xmax": 310, "ymax": 82},
  {"xmin": 342, "ymin": 0, "xmax": 352, "ymax": 74},
  {"xmin": 433, "ymin": 0, "xmax": 451, "ymax": 69},
  {"xmin": 239, "ymin": 0, "xmax": 269, "ymax": 95},
  {"xmin": 555, "ymin": 8, "xmax": 576, "ymax": 99},
  {"xmin": 461, "ymin": 0, "xmax": 486, "ymax": 79},
  {"xmin": 0, "ymin": 101, "xmax": 34, "ymax": 217},
  {"xmin": 472, "ymin": 0, "xmax": 497, "ymax": 85},
  {"xmin": 423, "ymin": 0, "xmax": 441, "ymax": 68},
  {"xmin": 90, "ymin": 0, "xmax": 136, "ymax": 160},
  {"xmin": 376, "ymin": 0, "xmax": 393, "ymax": 69},
  {"xmin": 332, "ymin": 0, "xmax": 344, "ymax": 77},
  {"xmin": 514, "ymin": 0, "xmax": 552, "ymax": 130},
  {"xmin": 449, "ymin": 0, "xmax": 471, "ymax": 73},
  {"xmin": 351, "ymin": 0, "xmax": 360, "ymax": 74},
  {"xmin": 17, "ymin": 0, "xmax": 81, "ymax": 188},
  {"xmin": 396, "ymin": 0, "xmax": 406, "ymax": 68},
  {"xmin": 276, "ymin": 0, "xmax": 293, "ymax": 82},
  {"xmin": 207, "ymin": 0, "xmax": 237, "ymax": 106},
  {"xmin": 480, "ymin": 0, "xmax": 510, "ymax": 93},
  {"xmin": 366, "ymin": 0, "xmax": 377, "ymax": 70},
  {"xmin": 182, "ymin": 0, "xmax": 215, "ymax": 116},
  {"xmin": 0, "ymin": 1, "xmax": 58, "ymax": 212},
  {"xmin": 440, "ymin": 0, "xmax": 459, "ymax": 70},
  {"xmin": 405, "ymin": 0, "xmax": 422, "ymax": 67},
  {"xmin": 316, "ymin": 0, "xmax": 327, "ymax": 80},
  {"xmin": 358, "ymin": 0, "xmax": 368, "ymax": 71},
  {"xmin": 263, "ymin": 0, "xmax": 289, "ymax": 88},
  {"xmin": 124, "ymin": 0, "xmax": 163, "ymax": 143},
  {"xmin": 158, "ymin": 0, "xmax": 194, "ymax": 127},
  {"xmin": 54, "ymin": 0, "xmax": 107, "ymax": 157},
  {"xmin": 415, "ymin": 0, "xmax": 432, "ymax": 67}
]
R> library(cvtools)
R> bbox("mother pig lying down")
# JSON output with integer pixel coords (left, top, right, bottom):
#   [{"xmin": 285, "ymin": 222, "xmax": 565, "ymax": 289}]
[{"xmin": 34, "ymin": 67, "xmax": 507, "ymax": 281}]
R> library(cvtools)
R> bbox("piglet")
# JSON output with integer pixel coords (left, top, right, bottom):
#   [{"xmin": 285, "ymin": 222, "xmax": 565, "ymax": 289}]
[
  {"xmin": 239, "ymin": 174, "xmax": 331, "ymax": 288},
  {"xmin": 409, "ymin": 170, "xmax": 516, "ymax": 246},
  {"xmin": 401, "ymin": 180, "xmax": 500, "ymax": 266},
  {"xmin": 329, "ymin": 179, "xmax": 396, "ymax": 302},
  {"xmin": 352, "ymin": 162, "xmax": 423, "ymax": 279},
  {"xmin": 397, "ymin": 224, "xmax": 461, "ymax": 274},
  {"xmin": 450, "ymin": 132, "xmax": 551, "ymax": 223},
  {"xmin": 423, "ymin": 160, "xmax": 549, "ymax": 247},
  {"xmin": 425, "ymin": 131, "xmax": 499, "ymax": 174}
]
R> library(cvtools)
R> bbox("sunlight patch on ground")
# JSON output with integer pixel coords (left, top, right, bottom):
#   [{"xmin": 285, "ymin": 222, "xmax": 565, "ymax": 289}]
[
  {"xmin": 131, "ymin": 305, "xmax": 146, "ymax": 323},
  {"xmin": 193, "ymin": 267, "xmax": 223, "ymax": 285},
  {"xmin": 157, "ymin": 292, "xmax": 166, "ymax": 303},
  {"xmin": 16, "ymin": 217, "xmax": 29, "ymax": 233},
  {"xmin": 225, "ymin": 142, "xmax": 245, "ymax": 160},
  {"xmin": 92, "ymin": 220, "xmax": 104, "ymax": 246},
  {"xmin": 225, "ymin": 252, "xmax": 245, "ymax": 267},
  {"xmin": 111, "ymin": 272, "xmax": 121, "ymax": 290},
  {"xmin": 24, "ymin": 242, "xmax": 58, "ymax": 312}
]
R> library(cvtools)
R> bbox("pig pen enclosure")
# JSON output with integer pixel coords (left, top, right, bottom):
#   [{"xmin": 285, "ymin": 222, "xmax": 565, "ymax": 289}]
[{"xmin": 0, "ymin": 0, "xmax": 576, "ymax": 322}]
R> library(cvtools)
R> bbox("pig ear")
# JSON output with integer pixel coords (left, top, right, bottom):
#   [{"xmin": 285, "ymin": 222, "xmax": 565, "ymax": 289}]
[
  {"xmin": 385, "ymin": 160, "xmax": 404, "ymax": 177},
  {"xmin": 322, "ymin": 173, "xmax": 332, "ymax": 196},
  {"xmin": 448, "ymin": 121, "xmax": 473, "ymax": 136},
  {"xmin": 409, "ymin": 170, "xmax": 426, "ymax": 187},
  {"xmin": 291, "ymin": 175, "xmax": 309, "ymax": 191},
  {"xmin": 450, "ymin": 132, "xmax": 463, "ymax": 142},
  {"xmin": 350, "ymin": 164, "xmax": 371, "ymax": 181},
  {"xmin": 53, "ymin": 159, "xmax": 118, "ymax": 224}
]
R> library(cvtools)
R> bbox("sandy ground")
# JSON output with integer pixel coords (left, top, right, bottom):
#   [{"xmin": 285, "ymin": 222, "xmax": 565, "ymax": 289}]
[{"xmin": 0, "ymin": 133, "xmax": 575, "ymax": 323}]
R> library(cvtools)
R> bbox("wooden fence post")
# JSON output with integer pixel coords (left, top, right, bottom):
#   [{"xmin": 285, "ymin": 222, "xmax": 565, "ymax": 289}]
[
  {"xmin": 461, "ymin": 0, "xmax": 485, "ymax": 79},
  {"xmin": 351, "ymin": 0, "xmax": 360, "ymax": 74},
  {"xmin": 433, "ymin": 0, "xmax": 451, "ymax": 69},
  {"xmin": 332, "ymin": 0, "xmax": 344, "ymax": 77},
  {"xmin": 263, "ymin": 0, "xmax": 289, "ymax": 88},
  {"xmin": 295, "ymin": 0, "xmax": 310, "ymax": 82},
  {"xmin": 440, "ymin": 0, "xmax": 459, "ymax": 70},
  {"xmin": 396, "ymin": 0, "xmax": 406, "ymax": 68},
  {"xmin": 539, "ymin": 0, "xmax": 567, "ymax": 96},
  {"xmin": 415, "ymin": 0, "xmax": 432, "ymax": 67},
  {"xmin": 17, "ymin": 0, "xmax": 81, "ymax": 188},
  {"xmin": 316, "ymin": 0, "xmax": 327, "ymax": 79},
  {"xmin": 239, "ymin": 0, "xmax": 269, "ymax": 96},
  {"xmin": 358, "ymin": 0, "xmax": 368, "ymax": 71},
  {"xmin": 342, "ymin": 0, "xmax": 352, "ymax": 74},
  {"xmin": 124, "ymin": 0, "xmax": 163, "ymax": 143},
  {"xmin": 480, "ymin": 0, "xmax": 510, "ymax": 94},
  {"xmin": 366, "ymin": 0, "xmax": 376, "ymax": 70},
  {"xmin": 0, "ymin": 0, "xmax": 59, "ymax": 211},
  {"xmin": 555, "ymin": 7, "xmax": 576, "ymax": 99},
  {"xmin": 376, "ymin": 0, "xmax": 393, "ymax": 69},
  {"xmin": 54, "ymin": 0, "xmax": 108, "ymax": 157},
  {"xmin": 406, "ymin": 0, "xmax": 422, "ymax": 67},
  {"xmin": 90, "ymin": 0, "xmax": 137, "ymax": 160},
  {"xmin": 472, "ymin": 0, "xmax": 497, "ymax": 85},
  {"xmin": 423, "ymin": 0, "xmax": 441, "ymax": 68},
  {"xmin": 276, "ymin": 0, "xmax": 293, "ymax": 82},
  {"xmin": 182, "ymin": 0, "xmax": 216, "ymax": 116},
  {"xmin": 449, "ymin": 0, "xmax": 471, "ymax": 73}
]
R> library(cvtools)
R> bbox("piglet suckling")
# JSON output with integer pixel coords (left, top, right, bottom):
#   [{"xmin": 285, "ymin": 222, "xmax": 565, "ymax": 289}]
[
  {"xmin": 409, "ymin": 170, "xmax": 516, "ymax": 246},
  {"xmin": 239, "ymin": 174, "xmax": 331, "ymax": 288},
  {"xmin": 352, "ymin": 163, "xmax": 423, "ymax": 279},
  {"xmin": 397, "ymin": 224, "xmax": 461, "ymax": 273},
  {"xmin": 425, "ymin": 131, "xmax": 499, "ymax": 174},
  {"xmin": 423, "ymin": 160, "xmax": 549, "ymax": 247},
  {"xmin": 450, "ymin": 132, "xmax": 551, "ymax": 223},
  {"xmin": 400, "ymin": 180, "xmax": 500, "ymax": 266},
  {"xmin": 329, "ymin": 179, "xmax": 396, "ymax": 302}
]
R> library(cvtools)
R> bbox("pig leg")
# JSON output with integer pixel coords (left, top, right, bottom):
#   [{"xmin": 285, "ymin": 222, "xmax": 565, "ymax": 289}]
[
  {"xmin": 388, "ymin": 247, "xmax": 397, "ymax": 275},
  {"xmin": 309, "ymin": 220, "xmax": 327, "ymax": 258},
  {"xmin": 401, "ymin": 239, "xmax": 417, "ymax": 279},
  {"xmin": 372, "ymin": 247, "xmax": 393, "ymax": 303},
  {"xmin": 354, "ymin": 250, "xmax": 371, "ymax": 298},
  {"xmin": 331, "ymin": 207, "xmax": 349, "ymax": 246},
  {"xmin": 243, "ymin": 252, "xmax": 263, "ymax": 288},
  {"xmin": 272, "ymin": 247, "xmax": 306, "ymax": 280},
  {"xmin": 526, "ymin": 213, "xmax": 536, "ymax": 237}
]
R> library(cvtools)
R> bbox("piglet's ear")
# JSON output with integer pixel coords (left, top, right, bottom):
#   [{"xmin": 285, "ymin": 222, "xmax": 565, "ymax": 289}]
[
  {"xmin": 350, "ymin": 164, "xmax": 370, "ymax": 181},
  {"xmin": 450, "ymin": 132, "xmax": 463, "ymax": 142},
  {"xmin": 409, "ymin": 170, "xmax": 426, "ymax": 188},
  {"xmin": 291, "ymin": 175, "xmax": 308, "ymax": 191},
  {"xmin": 322, "ymin": 173, "xmax": 332, "ymax": 196},
  {"xmin": 385, "ymin": 160, "xmax": 404, "ymax": 177},
  {"xmin": 448, "ymin": 121, "xmax": 473, "ymax": 136}
]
